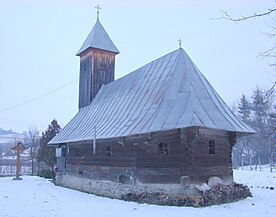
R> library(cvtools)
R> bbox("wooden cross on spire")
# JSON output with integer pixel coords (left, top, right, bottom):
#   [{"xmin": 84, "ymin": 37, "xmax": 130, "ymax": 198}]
[
  {"xmin": 178, "ymin": 38, "xmax": 182, "ymax": 49},
  {"xmin": 95, "ymin": 4, "xmax": 102, "ymax": 20}
]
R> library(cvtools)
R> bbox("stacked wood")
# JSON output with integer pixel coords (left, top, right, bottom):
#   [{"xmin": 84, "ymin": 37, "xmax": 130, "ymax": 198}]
[{"xmin": 121, "ymin": 183, "xmax": 251, "ymax": 207}]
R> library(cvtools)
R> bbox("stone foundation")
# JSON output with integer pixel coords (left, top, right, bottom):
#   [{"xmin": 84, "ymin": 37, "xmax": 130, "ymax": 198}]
[
  {"xmin": 55, "ymin": 173, "xmax": 198, "ymax": 199},
  {"xmin": 55, "ymin": 173, "xmax": 251, "ymax": 207}
]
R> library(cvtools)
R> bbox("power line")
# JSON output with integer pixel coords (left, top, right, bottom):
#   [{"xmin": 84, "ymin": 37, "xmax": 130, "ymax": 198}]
[
  {"xmin": 0, "ymin": 136, "xmax": 23, "ymax": 139},
  {"xmin": 0, "ymin": 79, "xmax": 78, "ymax": 113},
  {"xmin": 0, "ymin": 119, "xmax": 45, "ymax": 128}
]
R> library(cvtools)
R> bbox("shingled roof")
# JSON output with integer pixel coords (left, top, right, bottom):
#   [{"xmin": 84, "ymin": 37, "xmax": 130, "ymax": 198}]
[
  {"xmin": 76, "ymin": 18, "xmax": 119, "ymax": 56},
  {"xmin": 49, "ymin": 48, "xmax": 254, "ymax": 145}
]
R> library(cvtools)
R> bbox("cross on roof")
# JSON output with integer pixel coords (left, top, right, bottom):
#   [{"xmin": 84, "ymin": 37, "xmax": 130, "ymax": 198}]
[
  {"xmin": 95, "ymin": 4, "xmax": 102, "ymax": 19},
  {"xmin": 178, "ymin": 38, "xmax": 182, "ymax": 49}
]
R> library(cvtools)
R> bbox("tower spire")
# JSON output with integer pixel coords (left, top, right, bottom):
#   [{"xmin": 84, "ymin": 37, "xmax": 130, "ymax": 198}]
[
  {"xmin": 95, "ymin": 4, "xmax": 102, "ymax": 20},
  {"xmin": 77, "ymin": 7, "xmax": 119, "ymax": 109}
]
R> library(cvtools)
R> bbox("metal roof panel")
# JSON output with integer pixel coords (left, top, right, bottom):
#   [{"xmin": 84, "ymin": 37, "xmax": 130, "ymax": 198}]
[{"xmin": 49, "ymin": 48, "xmax": 254, "ymax": 145}]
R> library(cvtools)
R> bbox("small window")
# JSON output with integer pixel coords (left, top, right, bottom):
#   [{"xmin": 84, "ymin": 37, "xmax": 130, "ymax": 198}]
[
  {"xmin": 158, "ymin": 143, "xmax": 168, "ymax": 155},
  {"xmin": 209, "ymin": 140, "xmax": 216, "ymax": 155},
  {"xmin": 106, "ymin": 146, "xmax": 112, "ymax": 156},
  {"xmin": 195, "ymin": 127, "xmax": 200, "ymax": 137},
  {"xmin": 75, "ymin": 149, "xmax": 80, "ymax": 157}
]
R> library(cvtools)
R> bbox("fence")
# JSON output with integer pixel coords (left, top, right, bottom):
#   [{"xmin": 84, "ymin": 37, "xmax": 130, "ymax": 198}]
[
  {"xmin": 0, "ymin": 165, "xmax": 32, "ymax": 176},
  {"xmin": 0, "ymin": 158, "xmax": 36, "ymax": 176}
]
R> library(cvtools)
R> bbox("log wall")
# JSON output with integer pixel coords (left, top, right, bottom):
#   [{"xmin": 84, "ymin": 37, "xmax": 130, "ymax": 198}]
[
  {"xmin": 61, "ymin": 127, "xmax": 234, "ymax": 184},
  {"xmin": 189, "ymin": 128, "xmax": 233, "ymax": 182}
]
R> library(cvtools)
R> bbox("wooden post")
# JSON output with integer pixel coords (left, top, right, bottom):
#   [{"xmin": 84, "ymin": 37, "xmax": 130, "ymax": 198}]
[
  {"xmin": 258, "ymin": 156, "xmax": 262, "ymax": 171},
  {"xmin": 93, "ymin": 126, "xmax": 96, "ymax": 155},
  {"xmin": 249, "ymin": 155, "xmax": 252, "ymax": 171},
  {"xmin": 271, "ymin": 152, "xmax": 274, "ymax": 173},
  {"xmin": 15, "ymin": 145, "xmax": 20, "ymax": 179},
  {"xmin": 12, "ymin": 142, "xmax": 26, "ymax": 180},
  {"xmin": 241, "ymin": 155, "xmax": 244, "ymax": 170}
]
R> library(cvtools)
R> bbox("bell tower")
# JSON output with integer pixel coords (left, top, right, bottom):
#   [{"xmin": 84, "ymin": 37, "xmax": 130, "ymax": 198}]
[{"xmin": 76, "ymin": 6, "xmax": 119, "ymax": 109}]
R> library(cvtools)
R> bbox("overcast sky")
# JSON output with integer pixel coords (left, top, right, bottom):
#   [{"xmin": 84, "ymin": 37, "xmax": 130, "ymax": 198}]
[{"xmin": 0, "ymin": 0, "xmax": 274, "ymax": 133}]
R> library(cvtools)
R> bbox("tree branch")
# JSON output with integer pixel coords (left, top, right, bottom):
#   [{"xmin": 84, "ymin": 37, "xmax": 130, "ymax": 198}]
[
  {"xmin": 213, "ymin": 6, "xmax": 276, "ymax": 94},
  {"xmin": 259, "ymin": 46, "xmax": 276, "ymax": 58},
  {"xmin": 265, "ymin": 81, "xmax": 276, "ymax": 96},
  {"xmin": 213, "ymin": 8, "xmax": 276, "ymax": 22}
]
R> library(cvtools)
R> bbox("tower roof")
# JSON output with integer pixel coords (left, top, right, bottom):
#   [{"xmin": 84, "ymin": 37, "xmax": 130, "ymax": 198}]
[
  {"xmin": 49, "ymin": 48, "xmax": 254, "ymax": 145},
  {"xmin": 76, "ymin": 18, "xmax": 120, "ymax": 56}
]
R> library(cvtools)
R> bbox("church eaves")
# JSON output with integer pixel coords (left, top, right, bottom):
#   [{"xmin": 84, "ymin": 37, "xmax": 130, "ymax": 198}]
[
  {"xmin": 76, "ymin": 18, "xmax": 120, "ymax": 56},
  {"xmin": 49, "ymin": 48, "xmax": 254, "ymax": 145}
]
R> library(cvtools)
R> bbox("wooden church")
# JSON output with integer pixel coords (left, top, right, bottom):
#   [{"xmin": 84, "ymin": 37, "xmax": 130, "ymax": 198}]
[{"xmin": 49, "ymin": 12, "xmax": 254, "ymax": 186}]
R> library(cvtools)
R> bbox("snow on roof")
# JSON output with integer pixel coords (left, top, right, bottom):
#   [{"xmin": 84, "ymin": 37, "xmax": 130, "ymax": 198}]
[
  {"xmin": 76, "ymin": 18, "xmax": 119, "ymax": 56},
  {"xmin": 49, "ymin": 48, "xmax": 254, "ymax": 145}
]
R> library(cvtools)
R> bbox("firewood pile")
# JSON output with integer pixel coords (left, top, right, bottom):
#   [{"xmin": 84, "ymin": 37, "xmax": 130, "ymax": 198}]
[
  {"xmin": 202, "ymin": 183, "xmax": 252, "ymax": 206},
  {"xmin": 121, "ymin": 183, "xmax": 252, "ymax": 207}
]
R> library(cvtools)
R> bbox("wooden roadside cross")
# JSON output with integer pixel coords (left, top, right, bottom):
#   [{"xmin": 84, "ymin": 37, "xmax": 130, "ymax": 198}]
[{"xmin": 11, "ymin": 142, "xmax": 27, "ymax": 180}]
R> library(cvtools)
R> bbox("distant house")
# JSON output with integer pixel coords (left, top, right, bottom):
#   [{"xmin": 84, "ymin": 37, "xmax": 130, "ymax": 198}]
[
  {"xmin": 49, "ymin": 14, "xmax": 254, "ymax": 187},
  {"xmin": 2, "ymin": 149, "xmax": 29, "ymax": 160},
  {"xmin": 2, "ymin": 149, "xmax": 17, "ymax": 160}
]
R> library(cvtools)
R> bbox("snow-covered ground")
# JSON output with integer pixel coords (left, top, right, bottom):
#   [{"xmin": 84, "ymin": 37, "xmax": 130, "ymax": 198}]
[{"xmin": 0, "ymin": 169, "xmax": 275, "ymax": 217}]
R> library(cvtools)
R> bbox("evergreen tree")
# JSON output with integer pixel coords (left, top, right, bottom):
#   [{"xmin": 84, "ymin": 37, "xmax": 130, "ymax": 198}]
[
  {"xmin": 237, "ymin": 94, "xmax": 251, "ymax": 123},
  {"xmin": 234, "ymin": 86, "xmax": 275, "ymax": 167},
  {"xmin": 250, "ymin": 87, "xmax": 274, "ymax": 164},
  {"xmin": 251, "ymin": 87, "xmax": 270, "ymax": 132},
  {"xmin": 234, "ymin": 95, "xmax": 254, "ymax": 168},
  {"xmin": 37, "ymin": 119, "xmax": 61, "ymax": 169}
]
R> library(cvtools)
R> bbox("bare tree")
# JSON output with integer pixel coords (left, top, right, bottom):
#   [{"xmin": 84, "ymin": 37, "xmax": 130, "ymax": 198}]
[
  {"xmin": 214, "ymin": 5, "xmax": 276, "ymax": 95},
  {"xmin": 216, "ymin": 8, "xmax": 276, "ymax": 59},
  {"xmin": 23, "ymin": 127, "xmax": 40, "ymax": 175}
]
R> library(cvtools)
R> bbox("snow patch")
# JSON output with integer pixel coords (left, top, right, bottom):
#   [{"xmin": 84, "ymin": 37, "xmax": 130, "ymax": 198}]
[{"xmin": 0, "ymin": 169, "xmax": 275, "ymax": 217}]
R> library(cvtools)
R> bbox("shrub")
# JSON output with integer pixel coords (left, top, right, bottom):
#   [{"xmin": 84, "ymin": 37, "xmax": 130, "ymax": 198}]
[{"xmin": 37, "ymin": 169, "xmax": 55, "ymax": 179}]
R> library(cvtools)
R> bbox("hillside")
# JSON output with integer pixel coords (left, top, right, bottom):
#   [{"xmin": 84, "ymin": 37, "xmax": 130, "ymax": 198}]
[{"xmin": 0, "ymin": 128, "xmax": 22, "ymax": 144}]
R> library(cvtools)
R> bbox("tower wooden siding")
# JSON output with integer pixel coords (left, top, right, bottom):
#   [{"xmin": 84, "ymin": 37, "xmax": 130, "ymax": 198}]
[
  {"xmin": 79, "ymin": 48, "xmax": 116, "ymax": 108},
  {"xmin": 92, "ymin": 49, "xmax": 116, "ymax": 101}
]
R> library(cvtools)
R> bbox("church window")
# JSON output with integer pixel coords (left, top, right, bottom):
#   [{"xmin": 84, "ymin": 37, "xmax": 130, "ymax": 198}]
[
  {"xmin": 195, "ymin": 127, "xmax": 200, "ymax": 137},
  {"xmin": 106, "ymin": 146, "xmax": 112, "ymax": 156},
  {"xmin": 75, "ymin": 149, "xmax": 80, "ymax": 157},
  {"xmin": 158, "ymin": 143, "xmax": 168, "ymax": 155},
  {"xmin": 209, "ymin": 140, "xmax": 216, "ymax": 155}
]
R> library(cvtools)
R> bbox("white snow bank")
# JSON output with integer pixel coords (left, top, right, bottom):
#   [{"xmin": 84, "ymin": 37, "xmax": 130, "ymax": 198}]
[{"xmin": 0, "ymin": 170, "xmax": 275, "ymax": 217}]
